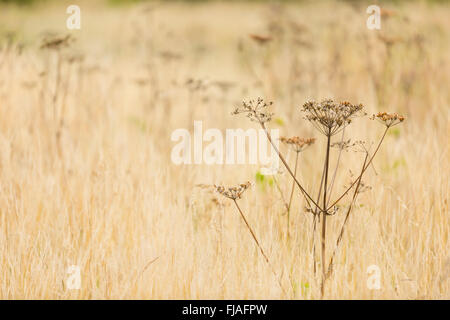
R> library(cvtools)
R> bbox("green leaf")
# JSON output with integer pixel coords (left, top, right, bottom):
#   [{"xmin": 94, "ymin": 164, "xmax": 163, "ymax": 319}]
[
  {"xmin": 388, "ymin": 128, "xmax": 401, "ymax": 138},
  {"xmin": 274, "ymin": 117, "xmax": 285, "ymax": 126}
]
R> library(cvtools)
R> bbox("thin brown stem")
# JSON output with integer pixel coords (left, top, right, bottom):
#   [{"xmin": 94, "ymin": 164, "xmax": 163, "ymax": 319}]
[
  {"xmin": 273, "ymin": 175, "xmax": 289, "ymax": 213},
  {"xmin": 312, "ymin": 157, "xmax": 327, "ymax": 276},
  {"xmin": 232, "ymin": 200, "xmax": 286, "ymax": 295},
  {"xmin": 326, "ymin": 127, "xmax": 388, "ymax": 211},
  {"xmin": 261, "ymin": 123, "xmax": 323, "ymax": 212},
  {"xmin": 327, "ymin": 126, "xmax": 346, "ymax": 206},
  {"xmin": 326, "ymin": 153, "xmax": 368, "ymax": 279},
  {"xmin": 320, "ymin": 132, "xmax": 332, "ymax": 298},
  {"xmin": 287, "ymin": 152, "xmax": 299, "ymax": 239},
  {"xmin": 312, "ymin": 214, "xmax": 318, "ymax": 275}
]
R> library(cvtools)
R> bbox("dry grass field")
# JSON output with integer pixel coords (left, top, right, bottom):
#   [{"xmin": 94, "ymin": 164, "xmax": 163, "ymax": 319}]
[{"xmin": 0, "ymin": 0, "xmax": 448, "ymax": 299}]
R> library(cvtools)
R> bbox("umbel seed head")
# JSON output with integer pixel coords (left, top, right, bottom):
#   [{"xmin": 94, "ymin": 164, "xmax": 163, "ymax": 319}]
[
  {"xmin": 232, "ymin": 98, "xmax": 274, "ymax": 124},
  {"xmin": 215, "ymin": 181, "xmax": 252, "ymax": 200},
  {"xmin": 40, "ymin": 34, "xmax": 74, "ymax": 50},
  {"xmin": 301, "ymin": 99, "xmax": 365, "ymax": 136},
  {"xmin": 280, "ymin": 136, "xmax": 315, "ymax": 153},
  {"xmin": 371, "ymin": 112, "xmax": 405, "ymax": 127}
]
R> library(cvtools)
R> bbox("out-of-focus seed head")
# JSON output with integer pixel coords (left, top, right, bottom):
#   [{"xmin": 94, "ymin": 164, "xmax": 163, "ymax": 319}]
[
  {"xmin": 249, "ymin": 33, "xmax": 272, "ymax": 45},
  {"xmin": 280, "ymin": 136, "xmax": 315, "ymax": 153},
  {"xmin": 40, "ymin": 34, "xmax": 74, "ymax": 50},
  {"xmin": 331, "ymin": 139, "xmax": 352, "ymax": 152}
]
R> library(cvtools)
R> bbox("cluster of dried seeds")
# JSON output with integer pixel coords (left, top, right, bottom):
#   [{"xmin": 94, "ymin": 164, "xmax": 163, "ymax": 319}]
[
  {"xmin": 371, "ymin": 112, "xmax": 405, "ymax": 127},
  {"xmin": 225, "ymin": 96, "xmax": 407, "ymax": 296},
  {"xmin": 301, "ymin": 99, "xmax": 365, "ymax": 136},
  {"xmin": 232, "ymin": 98, "xmax": 274, "ymax": 124},
  {"xmin": 331, "ymin": 139, "xmax": 352, "ymax": 151},
  {"xmin": 215, "ymin": 181, "xmax": 252, "ymax": 200},
  {"xmin": 280, "ymin": 136, "xmax": 315, "ymax": 153},
  {"xmin": 40, "ymin": 34, "xmax": 74, "ymax": 50}
]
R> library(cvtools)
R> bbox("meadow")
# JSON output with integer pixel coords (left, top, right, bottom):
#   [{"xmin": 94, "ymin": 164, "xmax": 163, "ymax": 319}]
[{"xmin": 0, "ymin": 0, "xmax": 448, "ymax": 299}]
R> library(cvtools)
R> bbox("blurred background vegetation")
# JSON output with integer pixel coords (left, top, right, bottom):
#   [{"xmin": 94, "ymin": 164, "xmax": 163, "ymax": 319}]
[{"xmin": 0, "ymin": 0, "xmax": 448, "ymax": 300}]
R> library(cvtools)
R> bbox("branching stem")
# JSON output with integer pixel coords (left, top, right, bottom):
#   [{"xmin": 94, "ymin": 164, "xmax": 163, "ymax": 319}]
[
  {"xmin": 326, "ymin": 127, "xmax": 388, "ymax": 211},
  {"xmin": 261, "ymin": 123, "xmax": 323, "ymax": 212}
]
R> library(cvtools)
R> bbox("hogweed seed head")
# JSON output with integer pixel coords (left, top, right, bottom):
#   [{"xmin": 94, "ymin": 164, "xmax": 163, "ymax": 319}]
[
  {"xmin": 280, "ymin": 136, "xmax": 315, "ymax": 153},
  {"xmin": 301, "ymin": 99, "xmax": 365, "ymax": 136},
  {"xmin": 352, "ymin": 140, "xmax": 370, "ymax": 154},
  {"xmin": 371, "ymin": 112, "xmax": 405, "ymax": 128},
  {"xmin": 185, "ymin": 78, "xmax": 209, "ymax": 92},
  {"xmin": 232, "ymin": 98, "xmax": 274, "ymax": 124},
  {"xmin": 215, "ymin": 181, "xmax": 252, "ymax": 200},
  {"xmin": 40, "ymin": 34, "xmax": 74, "ymax": 50},
  {"xmin": 331, "ymin": 139, "xmax": 352, "ymax": 152}
]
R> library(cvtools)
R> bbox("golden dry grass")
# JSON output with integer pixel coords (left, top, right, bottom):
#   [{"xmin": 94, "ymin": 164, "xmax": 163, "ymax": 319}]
[{"xmin": 0, "ymin": 0, "xmax": 448, "ymax": 299}]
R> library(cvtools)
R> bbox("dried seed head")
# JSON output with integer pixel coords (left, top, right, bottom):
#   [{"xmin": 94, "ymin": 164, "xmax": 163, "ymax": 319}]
[
  {"xmin": 350, "ymin": 140, "xmax": 369, "ymax": 154},
  {"xmin": 215, "ymin": 181, "xmax": 252, "ymax": 200},
  {"xmin": 370, "ymin": 112, "xmax": 405, "ymax": 128},
  {"xmin": 185, "ymin": 78, "xmax": 209, "ymax": 91},
  {"xmin": 232, "ymin": 98, "xmax": 274, "ymax": 124},
  {"xmin": 280, "ymin": 136, "xmax": 315, "ymax": 153},
  {"xmin": 40, "ymin": 34, "xmax": 74, "ymax": 50},
  {"xmin": 331, "ymin": 139, "xmax": 352, "ymax": 151},
  {"xmin": 301, "ymin": 99, "xmax": 365, "ymax": 136},
  {"xmin": 249, "ymin": 33, "xmax": 272, "ymax": 45},
  {"xmin": 212, "ymin": 80, "xmax": 236, "ymax": 93}
]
